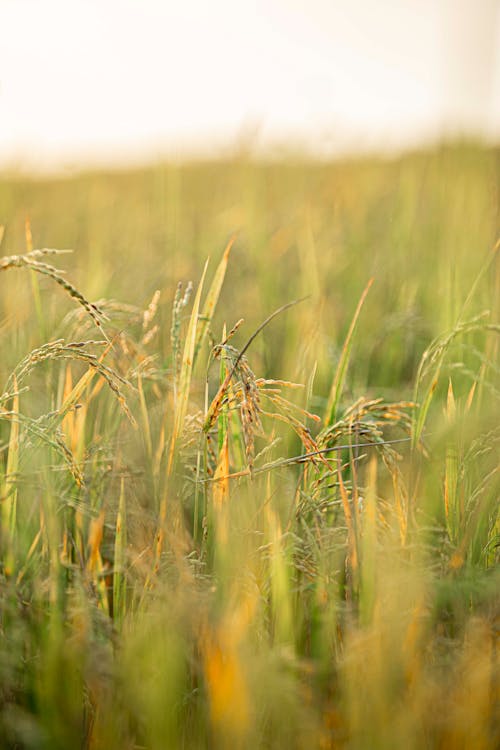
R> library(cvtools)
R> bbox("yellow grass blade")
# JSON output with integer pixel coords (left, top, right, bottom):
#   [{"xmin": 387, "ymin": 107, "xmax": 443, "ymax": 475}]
[
  {"xmin": 465, "ymin": 380, "xmax": 477, "ymax": 412},
  {"xmin": 167, "ymin": 259, "xmax": 208, "ymax": 476},
  {"xmin": 87, "ymin": 509, "xmax": 109, "ymax": 613},
  {"xmin": 202, "ymin": 594, "xmax": 255, "ymax": 744},
  {"xmin": 57, "ymin": 359, "xmax": 99, "ymax": 422},
  {"xmin": 87, "ymin": 509, "xmax": 105, "ymax": 575},
  {"xmin": 2, "ymin": 380, "xmax": 19, "ymax": 576},
  {"xmin": 194, "ymin": 236, "xmax": 234, "ymax": 365},
  {"xmin": 446, "ymin": 378, "xmax": 456, "ymax": 422},
  {"xmin": 213, "ymin": 435, "xmax": 230, "ymax": 546},
  {"xmin": 55, "ymin": 341, "xmax": 135, "ymax": 428}
]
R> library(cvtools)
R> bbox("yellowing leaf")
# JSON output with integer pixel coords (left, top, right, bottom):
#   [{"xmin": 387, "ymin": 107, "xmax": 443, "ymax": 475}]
[{"xmin": 167, "ymin": 260, "xmax": 208, "ymax": 476}]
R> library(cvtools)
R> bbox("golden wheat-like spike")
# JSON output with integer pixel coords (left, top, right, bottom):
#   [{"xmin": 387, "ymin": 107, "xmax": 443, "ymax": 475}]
[
  {"xmin": 221, "ymin": 317, "xmax": 244, "ymax": 347},
  {"xmin": 142, "ymin": 289, "xmax": 161, "ymax": 331},
  {"xmin": 255, "ymin": 378, "xmax": 304, "ymax": 389},
  {"xmin": 141, "ymin": 323, "xmax": 159, "ymax": 347},
  {"xmin": 0, "ymin": 250, "xmax": 109, "ymax": 339},
  {"xmin": 263, "ymin": 390, "xmax": 321, "ymax": 424}
]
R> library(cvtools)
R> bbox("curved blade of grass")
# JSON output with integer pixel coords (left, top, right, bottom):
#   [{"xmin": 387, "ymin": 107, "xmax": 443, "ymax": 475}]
[
  {"xmin": 324, "ymin": 278, "xmax": 373, "ymax": 427},
  {"xmin": 194, "ymin": 236, "xmax": 234, "ymax": 366}
]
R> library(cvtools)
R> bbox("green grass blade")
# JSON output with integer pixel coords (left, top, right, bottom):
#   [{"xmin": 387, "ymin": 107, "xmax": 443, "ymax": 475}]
[
  {"xmin": 113, "ymin": 477, "xmax": 127, "ymax": 627},
  {"xmin": 324, "ymin": 278, "xmax": 373, "ymax": 426}
]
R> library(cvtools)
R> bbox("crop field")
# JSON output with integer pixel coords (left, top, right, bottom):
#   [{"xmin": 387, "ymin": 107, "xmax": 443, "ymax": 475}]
[{"xmin": 0, "ymin": 143, "xmax": 498, "ymax": 749}]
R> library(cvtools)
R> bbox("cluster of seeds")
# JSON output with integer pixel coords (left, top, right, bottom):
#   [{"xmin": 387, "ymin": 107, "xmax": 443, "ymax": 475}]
[
  {"xmin": 235, "ymin": 357, "xmax": 263, "ymax": 471},
  {"xmin": 170, "ymin": 281, "xmax": 193, "ymax": 390},
  {"xmin": 4, "ymin": 339, "xmax": 136, "ymax": 427},
  {"xmin": 141, "ymin": 289, "xmax": 161, "ymax": 347},
  {"xmin": 0, "ymin": 249, "xmax": 108, "ymax": 337},
  {"xmin": 319, "ymin": 396, "xmax": 415, "ymax": 450},
  {"xmin": 206, "ymin": 339, "xmax": 322, "ymax": 475}
]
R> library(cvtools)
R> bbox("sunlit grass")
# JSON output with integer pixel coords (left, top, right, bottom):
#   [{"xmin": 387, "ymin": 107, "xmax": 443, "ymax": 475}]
[{"xmin": 0, "ymin": 143, "xmax": 498, "ymax": 749}]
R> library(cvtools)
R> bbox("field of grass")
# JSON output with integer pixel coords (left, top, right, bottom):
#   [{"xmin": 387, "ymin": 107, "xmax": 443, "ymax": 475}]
[{"xmin": 0, "ymin": 143, "xmax": 498, "ymax": 749}]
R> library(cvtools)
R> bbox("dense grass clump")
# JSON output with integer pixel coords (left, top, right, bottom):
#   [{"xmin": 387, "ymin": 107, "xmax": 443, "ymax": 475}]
[{"xmin": 0, "ymin": 144, "xmax": 498, "ymax": 749}]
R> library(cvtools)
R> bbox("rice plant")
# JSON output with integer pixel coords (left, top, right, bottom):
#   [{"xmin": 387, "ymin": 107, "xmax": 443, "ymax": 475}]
[{"xmin": 0, "ymin": 144, "xmax": 498, "ymax": 749}]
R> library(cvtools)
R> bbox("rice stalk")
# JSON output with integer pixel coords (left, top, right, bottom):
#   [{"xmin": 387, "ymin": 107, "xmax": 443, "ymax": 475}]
[
  {"xmin": 113, "ymin": 477, "xmax": 127, "ymax": 628},
  {"xmin": 0, "ymin": 248, "xmax": 109, "ymax": 339}
]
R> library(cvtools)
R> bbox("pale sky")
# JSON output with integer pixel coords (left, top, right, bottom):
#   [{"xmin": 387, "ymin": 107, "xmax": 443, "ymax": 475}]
[{"xmin": 1, "ymin": 0, "xmax": 499, "ymax": 171}]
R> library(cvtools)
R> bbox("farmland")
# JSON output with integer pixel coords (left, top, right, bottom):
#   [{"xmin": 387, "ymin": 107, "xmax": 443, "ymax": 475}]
[{"xmin": 0, "ymin": 143, "xmax": 498, "ymax": 748}]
